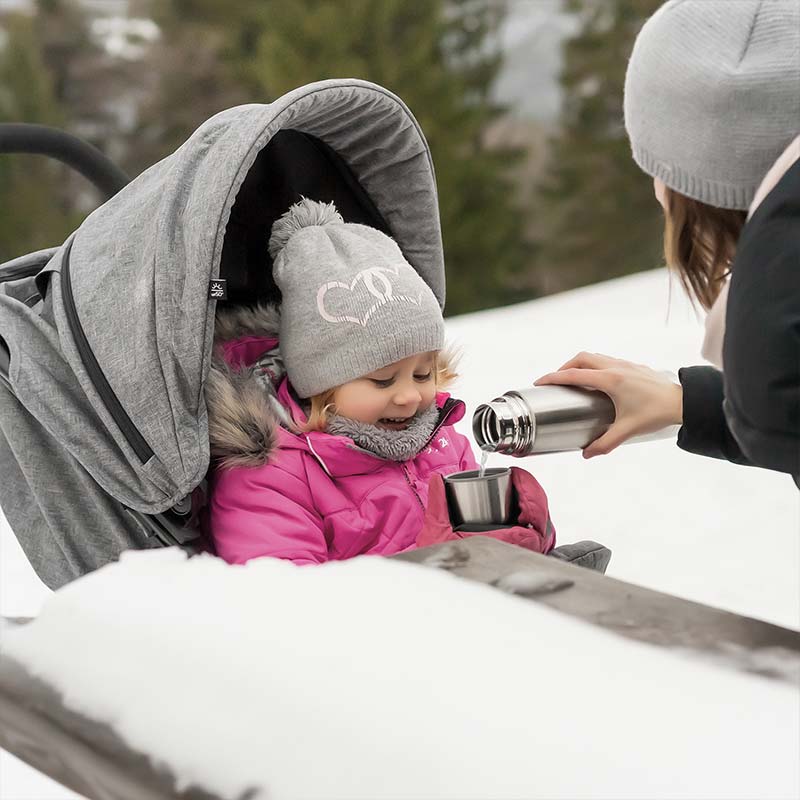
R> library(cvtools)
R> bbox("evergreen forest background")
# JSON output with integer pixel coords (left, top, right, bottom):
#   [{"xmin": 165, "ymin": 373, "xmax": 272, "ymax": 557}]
[{"xmin": 0, "ymin": 0, "xmax": 665, "ymax": 315}]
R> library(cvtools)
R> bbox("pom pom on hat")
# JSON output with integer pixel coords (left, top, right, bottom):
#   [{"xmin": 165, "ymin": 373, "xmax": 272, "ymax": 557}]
[{"xmin": 268, "ymin": 197, "xmax": 344, "ymax": 260}]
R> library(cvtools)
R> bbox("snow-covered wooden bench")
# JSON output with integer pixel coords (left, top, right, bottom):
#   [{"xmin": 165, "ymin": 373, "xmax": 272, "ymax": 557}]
[{"xmin": 1, "ymin": 538, "xmax": 798, "ymax": 800}]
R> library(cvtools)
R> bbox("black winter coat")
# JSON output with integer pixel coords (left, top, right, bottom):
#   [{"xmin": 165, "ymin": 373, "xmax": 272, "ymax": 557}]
[{"xmin": 677, "ymin": 159, "xmax": 800, "ymax": 487}]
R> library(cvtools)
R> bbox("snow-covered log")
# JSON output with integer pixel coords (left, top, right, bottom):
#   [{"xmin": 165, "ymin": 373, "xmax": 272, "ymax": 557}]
[{"xmin": 1, "ymin": 539, "xmax": 798, "ymax": 800}]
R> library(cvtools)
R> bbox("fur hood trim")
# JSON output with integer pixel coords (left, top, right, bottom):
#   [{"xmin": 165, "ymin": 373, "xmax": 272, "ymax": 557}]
[
  {"xmin": 206, "ymin": 359, "xmax": 280, "ymax": 470},
  {"xmin": 213, "ymin": 302, "xmax": 280, "ymax": 342},
  {"xmin": 207, "ymin": 302, "xmax": 284, "ymax": 469}
]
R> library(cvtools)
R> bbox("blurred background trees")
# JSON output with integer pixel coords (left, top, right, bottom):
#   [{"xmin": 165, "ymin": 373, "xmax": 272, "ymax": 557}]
[
  {"xmin": 0, "ymin": 6, "xmax": 75, "ymax": 256},
  {"xmin": 529, "ymin": 0, "xmax": 664, "ymax": 295},
  {"xmin": 0, "ymin": 0, "xmax": 665, "ymax": 315}
]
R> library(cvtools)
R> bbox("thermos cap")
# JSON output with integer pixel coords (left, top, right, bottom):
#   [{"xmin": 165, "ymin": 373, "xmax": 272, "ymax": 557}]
[{"xmin": 472, "ymin": 394, "xmax": 534, "ymax": 456}]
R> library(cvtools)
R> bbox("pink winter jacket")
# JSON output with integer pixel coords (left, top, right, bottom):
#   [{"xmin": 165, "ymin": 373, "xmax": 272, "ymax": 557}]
[{"xmin": 205, "ymin": 306, "xmax": 478, "ymax": 566}]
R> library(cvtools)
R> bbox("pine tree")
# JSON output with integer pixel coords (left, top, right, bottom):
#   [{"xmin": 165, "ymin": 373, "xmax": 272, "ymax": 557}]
[
  {"xmin": 531, "ymin": 0, "xmax": 664, "ymax": 295},
  {"xmin": 134, "ymin": 0, "xmax": 530, "ymax": 314}
]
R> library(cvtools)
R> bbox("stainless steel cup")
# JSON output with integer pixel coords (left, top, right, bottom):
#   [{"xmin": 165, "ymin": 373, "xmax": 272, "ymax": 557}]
[{"xmin": 443, "ymin": 467, "xmax": 512, "ymax": 526}]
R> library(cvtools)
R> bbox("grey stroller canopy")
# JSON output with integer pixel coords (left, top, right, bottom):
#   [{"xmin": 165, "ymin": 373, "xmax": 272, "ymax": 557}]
[{"xmin": 0, "ymin": 79, "xmax": 445, "ymax": 589}]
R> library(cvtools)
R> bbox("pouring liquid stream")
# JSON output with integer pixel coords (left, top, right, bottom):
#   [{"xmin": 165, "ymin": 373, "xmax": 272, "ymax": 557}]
[{"xmin": 479, "ymin": 449, "xmax": 489, "ymax": 478}]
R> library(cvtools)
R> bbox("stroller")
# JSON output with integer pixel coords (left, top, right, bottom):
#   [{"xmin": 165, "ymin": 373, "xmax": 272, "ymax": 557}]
[{"xmin": 0, "ymin": 79, "xmax": 448, "ymax": 590}]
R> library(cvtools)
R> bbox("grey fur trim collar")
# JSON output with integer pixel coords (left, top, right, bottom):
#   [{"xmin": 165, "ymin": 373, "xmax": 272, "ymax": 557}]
[
  {"xmin": 206, "ymin": 302, "xmax": 285, "ymax": 469},
  {"xmin": 214, "ymin": 302, "xmax": 280, "ymax": 342},
  {"xmin": 326, "ymin": 404, "xmax": 439, "ymax": 461},
  {"xmin": 206, "ymin": 358, "xmax": 279, "ymax": 470}
]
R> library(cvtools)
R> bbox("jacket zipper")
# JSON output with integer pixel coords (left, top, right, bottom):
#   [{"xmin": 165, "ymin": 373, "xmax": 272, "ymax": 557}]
[
  {"xmin": 403, "ymin": 399, "xmax": 461, "ymax": 509},
  {"xmin": 61, "ymin": 238, "xmax": 154, "ymax": 464},
  {"xmin": 422, "ymin": 398, "xmax": 460, "ymax": 448},
  {"xmin": 401, "ymin": 464, "xmax": 425, "ymax": 511}
]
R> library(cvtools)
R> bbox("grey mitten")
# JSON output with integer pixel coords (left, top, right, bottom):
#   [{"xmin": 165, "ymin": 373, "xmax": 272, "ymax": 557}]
[{"xmin": 549, "ymin": 540, "xmax": 612, "ymax": 574}]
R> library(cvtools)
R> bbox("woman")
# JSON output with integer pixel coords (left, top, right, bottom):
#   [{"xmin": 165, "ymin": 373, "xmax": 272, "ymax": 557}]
[{"xmin": 537, "ymin": 0, "xmax": 800, "ymax": 485}]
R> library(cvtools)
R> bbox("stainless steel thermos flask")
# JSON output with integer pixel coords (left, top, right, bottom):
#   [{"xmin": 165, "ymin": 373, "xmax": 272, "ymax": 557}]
[{"xmin": 472, "ymin": 384, "xmax": 676, "ymax": 456}]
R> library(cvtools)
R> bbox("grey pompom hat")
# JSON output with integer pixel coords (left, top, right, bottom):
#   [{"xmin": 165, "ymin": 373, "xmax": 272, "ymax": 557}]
[
  {"xmin": 624, "ymin": 0, "xmax": 800, "ymax": 210},
  {"xmin": 269, "ymin": 198, "xmax": 445, "ymax": 398}
]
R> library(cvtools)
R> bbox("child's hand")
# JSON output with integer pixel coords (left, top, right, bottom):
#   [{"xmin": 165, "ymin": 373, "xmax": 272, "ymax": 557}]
[
  {"xmin": 535, "ymin": 352, "xmax": 683, "ymax": 458},
  {"xmin": 417, "ymin": 468, "xmax": 555, "ymax": 554}
]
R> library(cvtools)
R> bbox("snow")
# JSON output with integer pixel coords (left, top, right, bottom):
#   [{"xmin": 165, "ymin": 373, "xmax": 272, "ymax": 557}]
[
  {"xmin": 1, "ymin": 268, "xmax": 799, "ymax": 798},
  {"xmin": 90, "ymin": 17, "xmax": 159, "ymax": 61},
  {"xmin": 3, "ymin": 548, "xmax": 799, "ymax": 800}
]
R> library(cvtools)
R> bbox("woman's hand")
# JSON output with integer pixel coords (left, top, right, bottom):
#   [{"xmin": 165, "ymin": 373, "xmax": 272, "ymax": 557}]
[{"xmin": 535, "ymin": 352, "xmax": 683, "ymax": 458}]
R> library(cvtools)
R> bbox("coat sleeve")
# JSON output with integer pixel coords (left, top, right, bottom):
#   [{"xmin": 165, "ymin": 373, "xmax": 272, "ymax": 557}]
[
  {"xmin": 677, "ymin": 366, "xmax": 752, "ymax": 466},
  {"xmin": 675, "ymin": 162, "xmax": 800, "ymax": 486},
  {"xmin": 721, "ymin": 164, "xmax": 800, "ymax": 482},
  {"xmin": 209, "ymin": 457, "xmax": 328, "ymax": 566}
]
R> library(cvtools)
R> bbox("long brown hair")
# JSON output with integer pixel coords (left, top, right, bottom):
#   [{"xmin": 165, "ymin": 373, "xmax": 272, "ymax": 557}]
[
  {"xmin": 662, "ymin": 187, "xmax": 747, "ymax": 310},
  {"xmin": 300, "ymin": 348, "xmax": 460, "ymax": 433}
]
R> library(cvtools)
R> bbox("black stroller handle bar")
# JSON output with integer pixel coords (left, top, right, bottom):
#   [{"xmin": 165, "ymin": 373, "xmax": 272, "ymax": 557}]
[{"xmin": 0, "ymin": 124, "xmax": 129, "ymax": 198}]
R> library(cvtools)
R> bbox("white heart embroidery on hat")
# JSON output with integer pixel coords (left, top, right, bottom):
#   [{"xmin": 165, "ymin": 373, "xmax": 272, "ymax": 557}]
[{"xmin": 316, "ymin": 265, "xmax": 422, "ymax": 327}]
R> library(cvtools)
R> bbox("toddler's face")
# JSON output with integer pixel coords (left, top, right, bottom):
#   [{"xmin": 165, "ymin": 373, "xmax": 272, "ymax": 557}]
[{"xmin": 333, "ymin": 352, "xmax": 437, "ymax": 430}]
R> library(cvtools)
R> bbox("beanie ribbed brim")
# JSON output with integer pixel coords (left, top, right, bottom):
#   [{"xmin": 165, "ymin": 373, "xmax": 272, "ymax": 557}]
[
  {"xmin": 291, "ymin": 321, "xmax": 444, "ymax": 399},
  {"xmin": 631, "ymin": 143, "xmax": 757, "ymax": 211}
]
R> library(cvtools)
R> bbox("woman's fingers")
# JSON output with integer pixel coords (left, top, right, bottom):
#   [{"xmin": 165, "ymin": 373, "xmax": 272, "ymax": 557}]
[
  {"xmin": 533, "ymin": 353, "xmax": 682, "ymax": 459},
  {"xmin": 534, "ymin": 367, "xmax": 614, "ymax": 393},
  {"xmin": 554, "ymin": 351, "xmax": 621, "ymax": 372},
  {"xmin": 582, "ymin": 420, "xmax": 638, "ymax": 459},
  {"xmin": 535, "ymin": 352, "xmax": 625, "ymax": 383}
]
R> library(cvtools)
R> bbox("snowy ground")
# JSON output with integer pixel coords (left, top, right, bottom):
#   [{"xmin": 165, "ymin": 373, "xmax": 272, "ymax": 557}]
[{"xmin": 1, "ymin": 268, "xmax": 798, "ymax": 799}]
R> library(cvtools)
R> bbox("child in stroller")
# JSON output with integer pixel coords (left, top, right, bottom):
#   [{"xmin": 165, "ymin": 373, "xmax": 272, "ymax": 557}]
[
  {"xmin": 1, "ymin": 80, "xmax": 607, "ymax": 589},
  {"xmin": 206, "ymin": 198, "xmax": 556, "ymax": 565}
]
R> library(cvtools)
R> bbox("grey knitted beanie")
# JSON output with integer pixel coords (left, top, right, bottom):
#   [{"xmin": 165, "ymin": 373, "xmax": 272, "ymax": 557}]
[
  {"xmin": 624, "ymin": 0, "xmax": 800, "ymax": 210},
  {"xmin": 268, "ymin": 198, "xmax": 445, "ymax": 398}
]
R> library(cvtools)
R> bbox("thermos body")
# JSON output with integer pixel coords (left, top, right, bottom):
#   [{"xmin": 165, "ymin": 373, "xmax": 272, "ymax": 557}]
[
  {"xmin": 473, "ymin": 385, "xmax": 679, "ymax": 456},
  {"xmin": 473, "ymin": 385, "xmax": 615, "ymax": 456}
]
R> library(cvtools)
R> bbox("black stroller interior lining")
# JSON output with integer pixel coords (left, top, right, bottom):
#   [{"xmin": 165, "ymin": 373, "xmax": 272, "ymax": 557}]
[{"xmin": 221, "ymin": 128, "xmax": 392, "ymax": 307}]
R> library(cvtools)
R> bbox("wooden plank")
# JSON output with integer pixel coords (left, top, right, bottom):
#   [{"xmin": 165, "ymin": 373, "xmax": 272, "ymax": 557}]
[
  {"xmin": 396, "ymin": 537, "xmax": 800, "ymax": 684},
  {"xmin": 0, "ymin": 645, "xmax": 239, "ymax": 800}
]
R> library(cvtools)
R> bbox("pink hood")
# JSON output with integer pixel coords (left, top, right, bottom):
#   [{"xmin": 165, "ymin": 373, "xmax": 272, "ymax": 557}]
[{"xmin": 204, "ymin": 304, "xmax": 478, "ymax": 565}]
